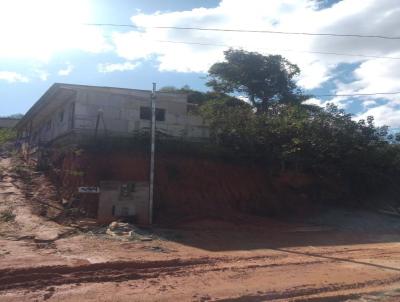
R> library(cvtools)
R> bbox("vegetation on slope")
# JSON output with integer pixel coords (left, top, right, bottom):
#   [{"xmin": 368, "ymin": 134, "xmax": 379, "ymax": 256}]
[
  {"xmin": 0, "ymin": 128, "xmax": 16, "ymax": 146},
  {"xmin": 163, "ymin": 49, "xmax": 400, "ymax": 205}
]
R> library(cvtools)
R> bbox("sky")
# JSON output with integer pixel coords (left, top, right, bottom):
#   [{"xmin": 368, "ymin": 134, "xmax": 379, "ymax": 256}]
[{"xmin": 1, "ymin": 0, "xmax": 400, "ymax": 129}]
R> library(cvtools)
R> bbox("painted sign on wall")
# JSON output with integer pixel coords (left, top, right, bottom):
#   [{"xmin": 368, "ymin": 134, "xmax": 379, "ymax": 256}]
[{"xmin": 78, "ymin": 187, "xmax": 100, "ymax": 194}]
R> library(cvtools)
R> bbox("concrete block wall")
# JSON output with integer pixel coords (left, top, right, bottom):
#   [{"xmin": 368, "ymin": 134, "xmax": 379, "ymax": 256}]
[
  {"xmin": 73, "ymin": 88, "xmax": 209, "ymax": 139},
  {"xmin": 30, "ymin": 100, "xmax": 74, "ymax": 145},
  {"xmin": 98, "ymin": 181, "xmax": 150, "ymax": 224},
  {"xmin": 18, "ymin": 84, "xmax": 209, "ymax": 147}
]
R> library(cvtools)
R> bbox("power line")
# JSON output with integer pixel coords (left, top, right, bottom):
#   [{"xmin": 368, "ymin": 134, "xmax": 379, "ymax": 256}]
[
  {"xmin": 94, "ymin": 24, "xmax": 400, "ymax": 60},
  {"xmin": 101, "ymin": 31, "xmax": 400, "ymax": 61},
  {"xmin": 85, "ymin": 24, "xmax": 400, "ymax": 98},
  {"xmin": 85, "ymin": 22, "xmax": 400, "ymax": 40},
  {"xmin": 314, "ymin": 91, "xmax": 400, "ymax": 97},
  {"xmin": 151, "ymin": 39, "xmax": 400, "ymax": 60}
]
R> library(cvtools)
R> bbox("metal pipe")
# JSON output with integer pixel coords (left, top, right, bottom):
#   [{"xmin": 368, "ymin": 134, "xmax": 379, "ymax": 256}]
[{"xmin": 149, "ymin": 83, "xmax": 156, "ymax": 224}]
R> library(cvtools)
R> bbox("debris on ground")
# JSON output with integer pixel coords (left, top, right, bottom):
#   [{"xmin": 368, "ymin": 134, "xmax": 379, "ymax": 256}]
[{"xmin": 105, "ymin": 221, "xmax": 153, "ymax": 241}]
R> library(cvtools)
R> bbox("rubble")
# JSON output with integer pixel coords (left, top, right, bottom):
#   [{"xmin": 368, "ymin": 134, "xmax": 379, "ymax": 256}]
[{"xmin": 105, "ymin": 221, "xmax": 152, "ymax": 241}]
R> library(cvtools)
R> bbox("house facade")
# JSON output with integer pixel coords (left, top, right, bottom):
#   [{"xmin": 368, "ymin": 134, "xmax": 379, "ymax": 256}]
[{"xmin": 15, "ymin": 83, "xmax": 209, "ymax": 146}]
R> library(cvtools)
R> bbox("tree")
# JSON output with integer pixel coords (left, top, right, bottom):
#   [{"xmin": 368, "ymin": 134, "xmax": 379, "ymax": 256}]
[
  {"xmin": 159, "ymin": 85, "xmax": 204, "ymax": 104},
  {"xmin": 159, "ymin": 85, "xmax": 191, "ymax": 93},
  {"xmin": 207, "ymin": 49, "xmax": 309, "ymax": 112},
  {"xmin": 199, "ymin": 94, "xmax": 400, "ymax": 199},
  {"xmin": 0, "ymin": 113, "xmax": 23, "ymax": 119},
  {"xmin": 198, "ymin": 50, "xmax": 400, "ymax": 206},
  {"xmin": 199, "ymin": 94, "xmax": 254, "ymax": 148}
]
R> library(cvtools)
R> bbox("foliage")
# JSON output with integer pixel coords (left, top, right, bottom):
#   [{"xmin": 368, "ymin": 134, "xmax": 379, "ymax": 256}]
[
  {"xmin": 196, "ymin": 49, "xmax": 400, "ymax": 203},
  {"xmin": 0, "ymin": 128, "xmax": 16, "ymax": 146},
  {"xmin": 1, "ymin": 113, "xmax": 23, "ymax": 119},
  {"xmin": 207, "ymin": 49, "xmax": 309, "ymax": 112},
  {"xmin": 199, "ymin": 94, "xmax": 400, "ymax": 200},
  {"xmin": 159, "ymin": 85, "xmax": 213, "ymax": 106}
]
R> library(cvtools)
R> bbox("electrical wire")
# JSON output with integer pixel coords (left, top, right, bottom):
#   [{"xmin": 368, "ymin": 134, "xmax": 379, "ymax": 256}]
[
  {"xmin": 314, "ymin": 92, "xmax": 400, "ymax": 97},
  {"xmin": 84, "ymin": 22, "xmax": 400, "ymax": 40},
  {"xmin": 151, "ymin": 39, "xmax": 400, "ymax": 60},
  {"xmin": 96, "ymin": 25, "xmax": 400, "ymax": 60},
  {"xmin": 85, "ymin": 23, "xmax": 400, "ymax": 98}
]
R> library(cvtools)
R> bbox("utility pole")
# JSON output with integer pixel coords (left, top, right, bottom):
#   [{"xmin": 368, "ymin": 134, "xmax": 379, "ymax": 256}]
[{"xmin": 149, "ymin": 83, "xmax": 156, "ymax": 224}]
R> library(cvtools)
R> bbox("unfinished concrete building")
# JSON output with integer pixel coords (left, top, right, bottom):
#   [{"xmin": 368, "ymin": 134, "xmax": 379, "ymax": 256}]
[
  {"xmin": 15, "ymin": 83, "xmax": 209, "ymax": 146},
  {"xmin": 15, "ymin": 83, "xmax": 210, "ymax": 224}
]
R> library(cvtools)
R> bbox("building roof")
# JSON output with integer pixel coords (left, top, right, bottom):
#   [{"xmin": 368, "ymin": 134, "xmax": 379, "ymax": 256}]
[{"xmin": 15, "ymin": 83, "xmax": 188, "ymax": 130}]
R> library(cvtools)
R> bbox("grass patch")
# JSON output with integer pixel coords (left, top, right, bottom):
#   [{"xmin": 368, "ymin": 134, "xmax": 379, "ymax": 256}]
[{"xmin": 0, "ymin": 128, "xmax": 16, "ymax": 146}]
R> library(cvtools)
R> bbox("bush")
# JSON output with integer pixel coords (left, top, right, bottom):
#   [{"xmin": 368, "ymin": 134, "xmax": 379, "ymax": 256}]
[
  {"xmin": 0, "ymin": 129, "xmax": 16, "ymax": 146},
  {"xmin": 199, "ymin": 97, "xmax": 400, "ymax": 204}
]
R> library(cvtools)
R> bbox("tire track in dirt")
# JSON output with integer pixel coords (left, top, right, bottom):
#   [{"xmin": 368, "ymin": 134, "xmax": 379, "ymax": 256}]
[
  {"xmin": 0, "ymin": 258, "xmax": 213, "ymax": 291},
  {"xmin": 0, "ymin": 255, "xmax": 327, "ymax": 291},
  {"xmin": 215, "ymin": 275, "xmax": 400, "ymax": 301},
  {"xmin": 2, "ymin": 255, "xmax": 400, "ymax": 300}
]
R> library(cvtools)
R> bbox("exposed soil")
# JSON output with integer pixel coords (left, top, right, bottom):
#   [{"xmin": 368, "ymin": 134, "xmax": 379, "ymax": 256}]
[
  {"xmin": 56, "ymin": 150, "xmax": 317, "ymax": 221},
  {"xmin": 1, "ymin": 155, "xmax": 400, "ymax": 301}
]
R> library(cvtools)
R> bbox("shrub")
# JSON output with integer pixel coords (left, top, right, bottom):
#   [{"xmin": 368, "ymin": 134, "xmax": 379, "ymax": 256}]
[{"xmin": 0, "ymin": 129, "xmax": 16, "ymax": 146}]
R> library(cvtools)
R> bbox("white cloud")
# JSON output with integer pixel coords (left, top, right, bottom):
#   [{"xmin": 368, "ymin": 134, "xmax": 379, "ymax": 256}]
[
  {"xmin": 362, "ymin": 100, "xmax": 377, "ymax": 108},
  {"xmin": 334, "ymin": 56, "xmax": 400, "ymax": 103},
  {"xmin": 302, "ymin": 97, "xmax": 324, "ymax": 107},
  {"xmin": 109, "ymin": 0, "xmax": 400, "ymax": 126},
  {"xmin": 297, "ymin": 61, "xmax": 333, "ymax": 90},
  {"xmin": 97, "ymin": 61, "xmax": 141, "ymax": 73},
  {"xmin": 0, "ymin": 71, "xmax": 29, "ymax": 83},
  {"xmin": 0, "ymin": 0, "xmax": 112, "ymax": 61},
  {"xmin": 356, "ymin": 103, "xmax": 400, "ymax": 127},
  {"xmin": 2, "ymin": 0, "xmax": 400, "ymax": 127},
  {"xmin": 32, "ymin": 69, "xmax": 49, "ymax": 81},
  {"xmin": 58, "ymin": 64, "xmax": 74, "ymax": 76},
  {"xmin": 110, "ymin": 0, "xmax": 400, "ymax": 89}
]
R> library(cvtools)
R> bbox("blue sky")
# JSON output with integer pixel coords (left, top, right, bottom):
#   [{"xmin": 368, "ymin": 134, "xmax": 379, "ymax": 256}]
[
  {"xmin": 0, "ymin": 0, "xmax": 219, "ymax": 116},
  {"xmin": 1, "ymin": 0, "xmax": 400, "ymax": 129}
]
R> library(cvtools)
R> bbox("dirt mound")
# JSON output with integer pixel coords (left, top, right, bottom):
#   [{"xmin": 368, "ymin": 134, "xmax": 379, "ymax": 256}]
[{"xmin": 0, "ymin": 156, "xmax": 73, "ymax": 242}]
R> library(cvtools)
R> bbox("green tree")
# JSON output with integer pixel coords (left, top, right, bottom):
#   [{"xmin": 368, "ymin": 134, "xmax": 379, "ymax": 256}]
[
  {"xmin": 198, "ymin": 50, "xmax": 400, "ymax": 206},
  {"xmin": 159, "ymin": 85, "xmax": 209, "ymax": 106},
  {"xmin": 207, "ymin": 49, "xmax": 309, "ymax": 112}
]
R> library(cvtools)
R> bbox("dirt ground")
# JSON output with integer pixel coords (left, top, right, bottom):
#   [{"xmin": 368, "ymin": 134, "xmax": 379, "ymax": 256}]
[{"xmin": 1, "ymin": 155, "xmax": 400, "ymax": 301}]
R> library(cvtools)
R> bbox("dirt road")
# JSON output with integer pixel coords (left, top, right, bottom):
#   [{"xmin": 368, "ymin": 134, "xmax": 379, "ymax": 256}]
[{"xmin": 1, "ymin": 156, "xmax": 400, "ymax": 301}]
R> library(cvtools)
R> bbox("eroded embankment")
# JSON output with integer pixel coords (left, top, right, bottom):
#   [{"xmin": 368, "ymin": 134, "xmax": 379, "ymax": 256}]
[{"xmin": 53, "ymin": 149, "xmax": 327, "ymax": 221}]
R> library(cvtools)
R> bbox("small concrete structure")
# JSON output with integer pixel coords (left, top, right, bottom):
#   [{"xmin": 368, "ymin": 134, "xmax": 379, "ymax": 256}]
[
  {"xmin": 98, "ymin": 181, "xmax": 150, "ymax": 225},
  {"xmin": 15, "ymin": 83, "xmax": 209, "ymax": 146},
  {"xmin": 0, "ymin": 118, "xmax": 20, "ymax": 129}
]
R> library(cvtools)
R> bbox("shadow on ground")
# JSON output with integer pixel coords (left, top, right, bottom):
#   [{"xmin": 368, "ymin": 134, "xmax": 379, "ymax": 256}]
[{"xmin": 153, "ymin": 208, "xmax": 400, "ymax": 252}]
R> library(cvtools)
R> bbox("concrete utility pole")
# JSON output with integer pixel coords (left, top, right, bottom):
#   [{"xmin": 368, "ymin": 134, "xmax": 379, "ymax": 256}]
[{"xmin": 149, "ymin": 83, "xmax": 156, "ymax": 224}]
